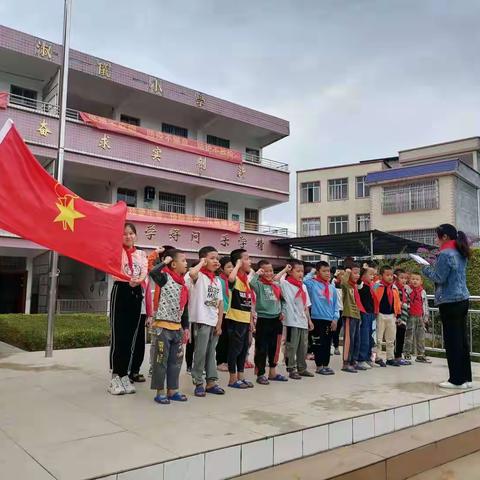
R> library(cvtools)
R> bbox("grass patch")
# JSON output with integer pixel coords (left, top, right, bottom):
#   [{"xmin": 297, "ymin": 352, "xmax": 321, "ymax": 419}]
[{"xmin": 0, "ymin": 314, "xmax": 110, "ymax": 351}]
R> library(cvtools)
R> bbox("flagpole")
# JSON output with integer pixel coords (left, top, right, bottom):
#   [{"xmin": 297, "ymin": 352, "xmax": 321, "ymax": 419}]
[{"xmin": 46, "ymin": 0, "xmax": 73, "ymax": 358}]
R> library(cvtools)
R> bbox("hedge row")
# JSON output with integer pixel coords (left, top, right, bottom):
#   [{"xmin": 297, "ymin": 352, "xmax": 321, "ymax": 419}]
[{"xmin": 0, "ymin": 314, "xmax": 110, "ymax": 351}]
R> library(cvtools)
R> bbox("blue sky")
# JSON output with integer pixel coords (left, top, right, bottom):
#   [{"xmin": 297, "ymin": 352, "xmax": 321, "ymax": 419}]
[{"xmin": 1, "ymin": 0, "xmax": 480, "ymax": 231}]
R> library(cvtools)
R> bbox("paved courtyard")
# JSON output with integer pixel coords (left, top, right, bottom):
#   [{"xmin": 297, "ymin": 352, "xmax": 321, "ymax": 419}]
[{"xmin": 1, "ymin": 346, "xmax": 479, "ymax": 479}]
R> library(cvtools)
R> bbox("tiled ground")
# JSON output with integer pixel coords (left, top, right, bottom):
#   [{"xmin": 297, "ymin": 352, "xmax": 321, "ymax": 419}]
[{"xmin": 0, "ymin": 346, "xmax": 479, "ymax": 480}]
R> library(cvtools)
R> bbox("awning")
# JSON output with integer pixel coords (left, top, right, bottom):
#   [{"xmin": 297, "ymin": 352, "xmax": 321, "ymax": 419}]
[{"xmin": 272, "ymin": 230, "xmax": 434, "ymax": 259}]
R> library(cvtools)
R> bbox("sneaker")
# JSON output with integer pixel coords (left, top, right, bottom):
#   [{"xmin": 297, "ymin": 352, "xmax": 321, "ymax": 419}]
[
  {"xmin": 334, "ymin": 348, "xmax": 341, "ymax": 355},
  {"xmin": 120, "ymin": 375, "xmax": 136, "ymax": 394},
  {"xmin": 107, "ymin": 375, "xmax": 126, "ymax": 395},
  {"xmin": 415, "ymin": 356, "xmax": 432, "ymax": 364},
  {"xmin": 289, "ymin": 371, "xmax": 302, "ymax": 380},
  {"xmin": 317, "ymin": 367, "xmax": 335, "ymax": 375},
  {"xmin": 467, "ymin": 382, "xmax": 474, "ymax": 388},
  {"xmin": 299, "ymin": 370, "xmax": 315, "ymax": 377},
  {"xmin": 326, "ymin": 367, "xmax": 335, "ymax": 375},
  {"xmin": 375, "ymin": 359, "xmax": 387, "ymax": 367},
  {"xmin": 355, "ymin": 362, "xmax": 368, "ymax": 371},
  {"xmin": 438, "ymin": 381, "xmax": 469, "ymax": 390},
  {"xmin": 404, "ymin": 354, "xmax": 412, "ymax": 360},
  {"xmin": 366, "ymin": 361, "xmax": 376, "ymax": 368},
  {"xmin": 186, "ymin": 367, "xmax": 192, "ymax": 374},
  {"xmin": 386, "ymin": 360, "xmax": 401, "ymax": 367},
  {"xmin": 342, "ymin": 365, "xmax": 358, "ymax": 373},
  {"xmin": 397, "ymin": 359, "xmax": 411, "ymax": 366}
]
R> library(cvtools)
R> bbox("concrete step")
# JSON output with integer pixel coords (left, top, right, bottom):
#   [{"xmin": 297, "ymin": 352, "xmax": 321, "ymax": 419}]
[{"xmin": 237, "ymin": 408, "xmax": 480, "ymax": 480}]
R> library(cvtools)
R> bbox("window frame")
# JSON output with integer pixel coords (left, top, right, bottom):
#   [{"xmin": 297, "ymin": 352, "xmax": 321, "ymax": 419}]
[
  {"xmin": 356, "ymin": 213, "xmax": 371, "ymax": 232},
  {"xmin": 300, "ymin": 181, "xmax": 321, "ymax": 204},
  {"xmin": 117, "ymin": 188, "xmax": 137, "ymax": 208},
  {"xmin": 328, "ymin": 215, "xmax": 349, "ymax": 235},
  {"xmin": 300, "ymin": 217, "xmax": 321, "ymax": 236},
  {"xmin": 205, "ymin": 199, "xmax": 229, "ymax": 220},
  {"xmin": 158, "ymin": 191, "xmax": 186, "ymax": 214},
  {"xmin": 355, "ymin": 176, "xmax": 370, "ymax": 198},
  {"xmin": 162, "ymin": 123, "xmax": 188, "ymax": 138},
  {"xmin": 206, "ymin": 135, "xmax": 230, "ymax": 149},
  {"xmin": 328, "ymin": 178, "xmax": 349, "ymax": 201},
  {"xmin": 119, "ymin": 114, "xmax": 141, "ymax": 126},
  {"xmin": 382, "ymin": 179, "xmax": 440, "ymax": 214}
]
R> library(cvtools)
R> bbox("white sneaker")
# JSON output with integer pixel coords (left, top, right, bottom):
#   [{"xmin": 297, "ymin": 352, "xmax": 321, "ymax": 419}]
[
  {"xmin": 438, "ymin": 381, "xmax": 469, "ymax": 390},
  {"xmin": 467, "ymin": 382, "xmax": 474, "ymax": 388},
  {"xmin": 120, "ymin": 375, "xmax": 136, "ymax": 394},
  {"xmin": 358, "ymin": 361, "xmax": 371, "ymax": 369},
  {"xmin": 108, "ymin": 375, "xmax": 126, "ymax": 395}
]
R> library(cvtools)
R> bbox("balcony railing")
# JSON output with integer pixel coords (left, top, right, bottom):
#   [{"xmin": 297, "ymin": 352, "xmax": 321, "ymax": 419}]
[
  {"xmin": 56, "ymin": 298, "xmax": 108, "ymax": 314},
  {"xmin": 240, "ymin": 222, "xmax": 294, "ymax": 237},
  {"xmin": 6, "ymin": 94, "xmax": 289, "ymax": 172}
]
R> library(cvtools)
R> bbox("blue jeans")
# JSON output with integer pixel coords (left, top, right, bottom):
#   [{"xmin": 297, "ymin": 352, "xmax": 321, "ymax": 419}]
[
  {"xmin": 343, "ymin": 317, "xmax": 360, "ymax": 365},
  {"xmin": 358, "ymin": 312, "xmax": 375, "ymax": 362}
]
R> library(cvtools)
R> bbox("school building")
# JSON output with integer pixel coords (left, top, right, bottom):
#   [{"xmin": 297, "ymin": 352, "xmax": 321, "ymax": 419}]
[
  {"xmin": 0, "ymin": 25, "xmax": 291, "ymax": 314},
  {"xmin": 297, "ymin": 137, "xmax": 480, "ymax": 262}
]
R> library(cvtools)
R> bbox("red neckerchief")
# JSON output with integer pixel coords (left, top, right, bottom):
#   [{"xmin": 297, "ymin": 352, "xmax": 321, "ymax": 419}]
[
  {"xmin": 440, "ymin": 240, "xmax": 457, "ymax": 251},
  {"xmin": 123, "ymin": 246, "xmax": 136, "ymax": 272},
  {"xmin": 313, "ymin": 276, "xmax": 331, "ymax": 303},
  {"xmin": 286, "ymin": 275, "xmax": 307, "ymax": 305},
  {"xmin": 219, "ymin": 272, "xmax": 229, "ymax": 301},
  {"xmin": 410, "ymin": 285, "xmax": 423, "ymax": 303},
  {"xmin": 259, "ymin": 276, "xmax": 282, "ymax": 301},
  {"xmin": 380, "ymin": 280, "xmax": 394, "ymax": 306},
  {"xmin": 237, "ymin": 271, "xmax": 252, "ymax": 299},
  {"xmin": 200, "ymin": 267, "xmax": 216, "ymax": 284},
  {"xmin": 350, "ymin": 279, "xmax": 366, "ymax": 313},
  {"xmin": 395, "ymin": 281, "xmax": 407, "ymax": 303},
  {"xmin": 164, "ymin": 266, "xmax": 188, "ymax": 310}
]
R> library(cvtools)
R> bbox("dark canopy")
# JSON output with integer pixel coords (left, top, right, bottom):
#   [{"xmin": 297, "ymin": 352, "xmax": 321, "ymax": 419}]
[{"xmin": 272, "ymin": 230, "xmax": 434, "ymax": 259}]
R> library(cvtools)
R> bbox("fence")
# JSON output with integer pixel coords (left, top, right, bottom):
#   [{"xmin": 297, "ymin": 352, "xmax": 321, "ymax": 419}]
[
  {"xmin": 426, "ymin": 295, "xmax": 480, "ymax": 357},
  {"xmin": 56, "ymin": 299, "xmax": 108, "ymax": 314}
]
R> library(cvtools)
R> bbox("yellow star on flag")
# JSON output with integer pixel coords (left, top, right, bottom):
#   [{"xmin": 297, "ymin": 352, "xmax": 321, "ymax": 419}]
[{"xmin": 54, "ymin": 197, "xmax": 85, "ymax": 232}]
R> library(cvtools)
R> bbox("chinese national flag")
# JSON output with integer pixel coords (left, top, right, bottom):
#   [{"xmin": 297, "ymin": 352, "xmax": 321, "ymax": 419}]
[{"xmin": 0, "ymin": 119, "xmax": 129, "ymax": 279}]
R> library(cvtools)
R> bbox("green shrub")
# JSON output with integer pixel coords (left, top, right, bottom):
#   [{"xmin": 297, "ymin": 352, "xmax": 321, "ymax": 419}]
[{"xmin": 0, "ymin": 314, "xmax": 110, "ymax": 351}]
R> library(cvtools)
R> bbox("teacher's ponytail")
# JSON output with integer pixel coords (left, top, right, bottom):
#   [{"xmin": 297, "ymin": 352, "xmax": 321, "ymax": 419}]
[
  {"xmin": 436, "ymin": 224, "xmax": 471, "ymax": 259},
  {"xmin": 456, "ymin": 230, "xmax": 472, "ymax": 259}
]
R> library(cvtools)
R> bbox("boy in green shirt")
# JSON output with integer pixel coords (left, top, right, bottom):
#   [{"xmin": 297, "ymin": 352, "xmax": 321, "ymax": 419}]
[{"xmin": 251, "ymin": 260, "xmax": 288, "ymax": 385}]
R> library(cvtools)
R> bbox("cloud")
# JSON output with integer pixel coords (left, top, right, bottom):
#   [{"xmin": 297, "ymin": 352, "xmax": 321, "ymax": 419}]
[{"xmin": 2, "ymin": 0, "xmax": 480, "ymax": 231}]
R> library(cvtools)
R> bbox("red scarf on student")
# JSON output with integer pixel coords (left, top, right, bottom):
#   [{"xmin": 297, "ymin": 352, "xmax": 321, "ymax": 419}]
[
  {"xmin": 259, "ymin": 276, "xmax": 282, "ymax": 301},
  {"xmin": 363, "ymin": 280, "xmax": 379, "ymax": 314},
  {"xmin": 237, "ymin": 271, "xmax": 252, "ymax": 299},
  {"xmin": 200, "ymin": 267, "xmax": 216, "ymax": 284},
  {"xmin": 286, "ymin": 276, "xmax": 307, "ymax": 305},
  {"xmin": 350, "ymin": 279, "xmax": 366, "ymax": 313},
  {"xmin": 395, "ymin": 281, "xmax": 407, "ymax": 304},
  {"xmin": 440, "ymin": 240, "xmax": 457, "ymax": 251},
  {"xmin": 123, "ymin": 245, "xmax": 136, "ymax": 273},
  {"xmin": 314, "ymin": 276, "xmax": 331, "ymax": 304},
  {"xmin": 380, "ymin": 280, "xmax": 394, "ymax": 306},
  {"xmin": 164, "ymin": 266, "xmax": 188, "ymax": 310},
  {"xmin": 219, "ymin": 272, "xmax": 230, "ymax": 301}
]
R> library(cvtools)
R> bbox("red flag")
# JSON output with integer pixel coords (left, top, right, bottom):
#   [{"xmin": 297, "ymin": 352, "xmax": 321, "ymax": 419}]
[{"xmin": 0, "ymin": 119, "xmax": 129, "ymax": 280}]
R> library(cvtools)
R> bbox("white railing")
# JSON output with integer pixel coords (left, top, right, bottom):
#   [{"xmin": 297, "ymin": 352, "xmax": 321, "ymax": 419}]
[
  {"xmin": 240, "ymin": 222, "xmax": 294, "ymax": 237},
  {"xmin": 56, "ymin": 299, "xmax": 108, "ymax": 314},
  {"xmin": 7, "ymin": 94, "xmax": 289, "ymax": 171},
  {"xmin": 426, "ymin": 295, "xmax": 480, "ymax": 357}
]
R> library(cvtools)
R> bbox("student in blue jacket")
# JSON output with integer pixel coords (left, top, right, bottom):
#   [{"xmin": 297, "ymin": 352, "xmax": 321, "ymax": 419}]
[{"xmin": 304, "ymin": 261, "xmax": 340, "ymax": 375}]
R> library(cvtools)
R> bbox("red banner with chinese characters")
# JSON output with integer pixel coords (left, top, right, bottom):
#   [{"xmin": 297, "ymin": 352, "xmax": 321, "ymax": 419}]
[
  {"xmin": 0, "ymin": 92, "xmax": 8, "ymax": 110},
  {"xmin": 93, "ymin": 203, "xmax": 241, "ymax": 233},
  {"xmin": 80, "ymin": 112, "xmax": 243, "ymax": 164}
]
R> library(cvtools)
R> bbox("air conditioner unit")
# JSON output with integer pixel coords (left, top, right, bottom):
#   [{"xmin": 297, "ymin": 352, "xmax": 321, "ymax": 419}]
[{"xmin": 144, "ymin": 186, "xmax": 155, "ymax": 202}]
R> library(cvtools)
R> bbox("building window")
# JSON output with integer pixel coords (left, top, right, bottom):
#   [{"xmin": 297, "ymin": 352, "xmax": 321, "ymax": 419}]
[
  {"xmin": 328, "ymin": 215, "xmax": 349, "ymax": 235},
  {"xmin": 245, "ymin": 148, "xmax": 260, "ymax": 163},
  {"xmin": 158, "ymin": 192, "xmax": 186, "ymax": 214},
  {"xmin": 117, "ymin": 188, "xmax": 137, "ymax": 207},
  {"xmin": 162, "ymin": 123, "xmax": 188, "ymax": 138},
  {"xmin": 356, "ymin": 176, "xmax": 370, "ymax": 198},
  {"xmin": 391, "ymin": 229, "xmax": 437, "ymax": 246},
  {"xmin": 356, "ymin": 213, "xmax": 370, "ymax": 232},
  {"xmin": 207, "ymin": 135, "xmax": 230, "ymax": 149},
  {"xmin": 205, "ymin": 199, "xmax": 228, "ymax": 220},
  {"xmin": 244, "ymin": 208, "xmax": 259, "ymax": 231},
  {"xmin": 302, "ymin": 255, "xmax": 322, "ymax": 263},
  {"xmin": 301, "ymin": 218, "xmax": 321, "ymax": 236},
  {"xmin": 300, "ymin": 181, "xmax": 320, "ymax": 203},
  {"xmin": 120, "ymin": 114, "xmax": 140, "ymax": 126},
  {"xmin": 10, "ymin": 85, "xmax": 37, "ymax": 109},
  {"xmin": 382, "ymin": 179, "xmax": 439, "ymax": 214},
  {"xmin": 328, "ymin": 178, "xmax": 349, "ymax": 201}
]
